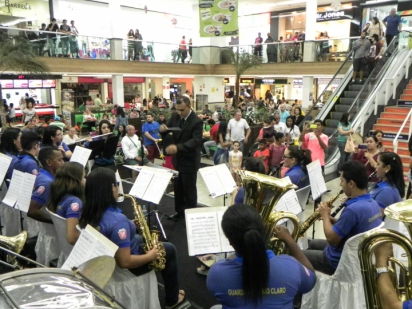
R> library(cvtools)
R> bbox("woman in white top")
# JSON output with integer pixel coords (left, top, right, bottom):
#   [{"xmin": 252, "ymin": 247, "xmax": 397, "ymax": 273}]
[
  {"xmin": 22, "ymin": 101, "xmax": 36, "ymax": 123},
  {"xmin": 285, "ymin": 116, "xmax": 300, "ymax": 145},
  {"xmin": 368, "ymin": 17, "xmax": 383, "ymax": 38},
  {"xmin": 63, "ymin": 127, "xmax": 79, "ymax": 144}
]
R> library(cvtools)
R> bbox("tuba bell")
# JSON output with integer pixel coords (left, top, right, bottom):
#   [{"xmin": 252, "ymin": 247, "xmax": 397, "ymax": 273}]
[
  {"xmin": 358, "ymin": 200, "xmax": 412, "ymax": 309},
  {"xmin": 237, "ymin": 170, "xmax": 300, "ymax": 251},
  {"xmin": 0, "ymin": 231, "xmax": 28, "ymax": 268}
]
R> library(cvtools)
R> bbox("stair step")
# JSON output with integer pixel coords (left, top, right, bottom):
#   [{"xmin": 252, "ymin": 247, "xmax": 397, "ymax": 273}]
[
  {"xmin": 407, "ymin": 85, "xmax": 412, "ymax": 90},
  {"xmin": 401, "ymin": 156, "xmax": 410, "ymax": 164},
  {"xmin": 331, "ymin": 112, "xmax": 343, "ymax": 120},
  {"xmin": 373, "ymin": 124, "xmax": 409, "ymax": 133},
  {"xmin": 384, "ymin": 107, "xmax": 411, "ymax": 114},
  {"xmin": 335, "ymin": 105, "xmax": 353, "ymax": 113},
  {"xmin": 349, "ymin": 84, "xmax": 364, "ymax": 91},
  {"xmin": 344, "ymin": 91, "xmax": 369, "ymax": 99},
  {"xmin": 383, "ymin": 140, "xmax": 408, "ymax": 147},
  {"xmin": 401, "ymin": 94, "xmax": 412, "ymax": 101},
  {"xmin": 377, "ymin": 118, "xmax": 408, "ymax": 125},
  {"xmin": 405, "ymin": 90, "xmax": 412, "ymax": 95},
  {"xmin": 385, "ymin": 146, "xmax": 410, "ymax": 156},
  {"xmin": 340, "ymin": 98, "xmax": 354, "ymax": 105},
  {"xmin": 326, "ymin": 119, "xmax": 340, "ymax": 127}
]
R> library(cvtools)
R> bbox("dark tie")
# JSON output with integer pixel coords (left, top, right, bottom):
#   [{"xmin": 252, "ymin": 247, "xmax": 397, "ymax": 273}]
[{"xmin": 180, "ymin": 118, "xmax": 185, "ymax": 128}]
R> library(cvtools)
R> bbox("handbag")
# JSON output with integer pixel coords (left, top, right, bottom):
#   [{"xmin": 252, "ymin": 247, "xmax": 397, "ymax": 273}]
[{"xmin": 344, "ymin": 134, "xmax": 355, "ymax": 153}]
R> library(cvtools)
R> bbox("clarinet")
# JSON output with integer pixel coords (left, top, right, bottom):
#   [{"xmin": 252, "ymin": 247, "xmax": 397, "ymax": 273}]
[{"xmin": 368, "ymin": 171, "xmax": 377, "ymax": 181}]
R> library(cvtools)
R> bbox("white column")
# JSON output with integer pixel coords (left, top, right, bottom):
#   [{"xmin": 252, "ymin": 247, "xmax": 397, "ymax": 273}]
[
  {"xmin": 108, "ymin": 0, "xmax": 121, "ymax": 39},
  {"xmin": 162, "ymin": 77, "xmax": 170, "ymax": 99},
  {"xmin": 302, "ymin": 76, "xmax": 314, "ymax": 109},
  {"xmin": 112, "ymin": 75, "xmax": 124, "ymax": 107},
  {"xmin": 303, "ymin": 0, "xmax": 318, "ymax": 62},
  {"xmin": 286, "ymin": 78, "xmax": 294, "ymax": 100},
  {"xmin": 101, "ymin": 82, "xmax": 109, "ymax": 106}
]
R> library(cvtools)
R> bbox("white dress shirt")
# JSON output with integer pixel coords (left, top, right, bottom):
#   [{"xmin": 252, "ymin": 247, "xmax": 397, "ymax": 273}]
[{"xmin": 121, "ymin": 134, "xmax": 143, "ymax": 160}]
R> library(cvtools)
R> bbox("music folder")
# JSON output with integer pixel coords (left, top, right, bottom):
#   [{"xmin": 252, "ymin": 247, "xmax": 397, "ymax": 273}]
[{"xmin": 199, "ymin": 164, "xmax": 237, "ymax": 198}]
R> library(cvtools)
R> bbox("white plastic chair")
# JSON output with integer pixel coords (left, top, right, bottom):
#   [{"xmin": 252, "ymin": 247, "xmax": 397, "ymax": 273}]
[
  {"xmin": 34, "ymin": 215, "xmax": 61, "ymax": 267},
  {"xmin": 46, "ymin": 208, "xmax": 74, "ymax": 268},
  {"xmin": 301, "ymin": 221, "xmax": 384, "ymax": 309}
]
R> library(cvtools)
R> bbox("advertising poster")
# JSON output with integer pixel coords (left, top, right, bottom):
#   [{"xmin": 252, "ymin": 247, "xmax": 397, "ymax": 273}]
[{"xmin": 199, "ymin": 0, "xmax": 238, "ymax": 37}]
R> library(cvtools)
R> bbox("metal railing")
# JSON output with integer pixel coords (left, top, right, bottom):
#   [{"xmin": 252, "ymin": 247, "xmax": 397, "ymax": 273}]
[{"xmin": 393, "ymin": 109, "xmax": 412, "ymax": 153}]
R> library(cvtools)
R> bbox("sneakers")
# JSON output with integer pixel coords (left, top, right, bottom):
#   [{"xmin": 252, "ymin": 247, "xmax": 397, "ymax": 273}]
[{"xmin": 349, "ymin": 79, "xmax": 356, "ymax": 84}]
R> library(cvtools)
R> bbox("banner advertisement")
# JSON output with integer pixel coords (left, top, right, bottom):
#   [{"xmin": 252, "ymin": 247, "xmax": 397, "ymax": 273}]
[{"xmin": 199, "ymin": 0, "xmax": 238, "ymax": 37}]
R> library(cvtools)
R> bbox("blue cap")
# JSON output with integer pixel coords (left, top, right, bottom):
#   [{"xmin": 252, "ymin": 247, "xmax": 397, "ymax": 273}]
[{"xmin": 54, "ymin": 116, "xmax": 60, "ymax": 121}]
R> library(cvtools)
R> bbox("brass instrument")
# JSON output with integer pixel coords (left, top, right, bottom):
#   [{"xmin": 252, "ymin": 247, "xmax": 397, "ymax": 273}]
[
  {"xmin": 298, "ymin": 190, "xmax": 343, "ymax": 238},
  {"xmin": 359, "ymin": 200, "xmax": 412, "ymax": 309},
  {"xmin": 0, "ymin": 231, "xmax": 28, "ymax": 269},
  {"xmin": 121, "ymin": 194, "xmax": 166, "ymax": 271},
  {"xmin": 268, "ymin": 212, "xmax": 301, "ymax": 255},
  {"xmin": 237, "ymin": 170, "xmax": 299, "ymax": 250}
]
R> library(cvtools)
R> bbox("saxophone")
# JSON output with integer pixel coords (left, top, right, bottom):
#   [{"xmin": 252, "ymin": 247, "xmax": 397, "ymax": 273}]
[
  {"xmin": 298, "ymin": 190, "xmax": 344, "ymax": 238},
  {"xmin": 121, "ymin": 194, "xmax": 166, "ymax": 271}
]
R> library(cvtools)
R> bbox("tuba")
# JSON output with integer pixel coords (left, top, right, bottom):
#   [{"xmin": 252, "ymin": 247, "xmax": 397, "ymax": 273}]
[
  {"xmin": 358, "ymin": 200, "xmax": 412, "ymax": 309},
  {"xmin": 121, "ymin": 194, "xmax": 166, "ymax": 271},
  {"xmin": 0, "ymin": 231, "xmax": 28, "ymax": 269},
  {"xmin": 237, "ymin": 170, "xmax": 300, "ymax": 250}
]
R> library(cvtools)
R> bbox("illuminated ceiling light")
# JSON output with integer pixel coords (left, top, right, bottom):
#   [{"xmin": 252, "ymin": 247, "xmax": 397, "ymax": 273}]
[{"xmin": 330, "ymin": 1, "xmax": 341, "ymax": 11}]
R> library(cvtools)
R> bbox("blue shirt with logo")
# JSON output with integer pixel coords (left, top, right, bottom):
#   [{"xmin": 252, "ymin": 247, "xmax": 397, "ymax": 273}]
[
  {"xmin": 207, "ymin": 250, "xmax": 316, "ymax": 309},
  {"xmin": 142, "ymin": 121, "xmax": 160, "ymax": 146},
  {"xmin": 285, "ymin": 165, "xmax": 309, "ymax": 189},
  {"xmin": 98, "ymin": 206, "xmax": 141, "ymax": 255},
  {"xmin": 383, "ymin": 14, "xmax": 402, "ymax": 35},
  {"xmin": 325, "ymin": 193, "xmax": 382, "ymax": 269},
  {"xmin": 14, "ymin": 153, "xmax": 39, "ymax": 176},
  {"xmin": 56, "ymin": 195, "xmax": 83, "ymax": 219},
  {"xmin": 370, "ymin": 181, "xmax": 402, "ymax": 209},
  {"xmin": 31, "ymin": 169, "xmax": 54, "ymax": 205}
]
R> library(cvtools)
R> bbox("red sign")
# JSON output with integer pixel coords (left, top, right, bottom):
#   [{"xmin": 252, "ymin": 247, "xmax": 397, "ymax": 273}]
[
  {"xmin": 0, "ymin": 80, "xmax": 13, "ymax": 88},
  {"xmin": 43, "ymin": 80, "xmax": 56, "ymax": 88}
]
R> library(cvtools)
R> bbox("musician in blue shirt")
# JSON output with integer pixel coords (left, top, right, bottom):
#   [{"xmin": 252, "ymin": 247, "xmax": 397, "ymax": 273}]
[
  {"xmin": 47, "ymin": 162, "xmax": 85, "ymax": 245},
  {"xmin": 0, "ymin": 128, "xmax": 21, "ymax": 182},
  {"xmin": 370, "ymin": 152, "xmax": 404, "ymax": 214},
  {"xmin": 14, "ymin": 130, "xmax": 42, "ymax": 176},
  {"xmin": 79, "ymin": 167, "xmax": 185, "ymax": 309},
  {"xmin": 303, "ymin": 161, "xmax": 382, "ymax": 275},
  {"xmin": 207, "ymin": 204, "xmax": 316, "ymax": 309},
  {"xmin": 42, "ymin": 126, "xmax": 72, "ymax": 160},
  {"xmin": 283, "ymin": 146, "xmax": 312, "ymax": 189}
]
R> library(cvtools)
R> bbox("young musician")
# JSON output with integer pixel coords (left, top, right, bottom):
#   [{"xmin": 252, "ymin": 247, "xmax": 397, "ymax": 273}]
[
  {"xmin": 0, "ymin": 128, "xmax": 21, "ymax": 181},
  {"xmin": 79, "ymin": 168, "xmax": 185, "ymax": 309},
  {"xmin": 207, "ymin": 204, "xmax": 316, "ymax": 308},
  {"xmin": 14, "ymin": 130, "xmax": 42, "ymax": 176},
  {"xmin": 42, "ymin": 126, "xmax": 73, "ymax": 160},
  {"xmin": 283, "ymin": 145, "xmax": 312, "ymax": 189},
  {"xmin": 302, "ymin": 161, "xmax": 382, "ymax": 275},
  {"xmin": 370, "ymin": 152, "xmax": 404, "ymax": 214}
]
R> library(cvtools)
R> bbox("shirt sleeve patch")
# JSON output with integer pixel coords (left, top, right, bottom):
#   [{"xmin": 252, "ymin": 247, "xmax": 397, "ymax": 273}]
[
  {"xmin": 36, "ymin": 186, "xmax": 45, "ymax": 194},
  {"xmin": 70, "ymin": 202, "xmax": 80, "ymax": 212},
  {"xmin": 32, "ymin": 169, "xmax": 38, "ymax": 175},
  {"xmin": 118, "ymin": 228, "xmax": 127, "ymax": 240}
]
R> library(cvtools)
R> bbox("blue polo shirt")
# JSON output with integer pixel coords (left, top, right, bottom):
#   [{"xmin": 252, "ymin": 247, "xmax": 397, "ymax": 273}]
[
  {"xmin": 285, "ymin": 165, "xmax": 309, "ymax": 189},
  {"xmin": 370, "ymin": 181, "xmax": 402, "ymax": 209},
  {"xmin": 207, "ymin": 250, "xmax": 316, "ymax": 309},
  {"xmin": 234, "ymin": 187, "xmax": 244, "ymax": 204},
  {"xmin": 98, "ymin": 206, "xmax": 141, "ymax": 255},
  {"xmin": 142, "ymin": 121, "xmax": 160, "ymax": 146},
  {"xmin": 14, "ymin": 153, "xmax": 39, "ymax": 176},
  {"xmin": 31, "ymin": 169, "xmax": 54, "ymax": 205},
  {"xmin": 325, "ymin": 193, "xmax": 382, "ymax": 269},
  {"xmin": 404, "ymin": 300, "xmax": 412, "ymax": 309},
  {"xmin": 383, "ymin": 14, "xmax": 402, "ymax": 35},
  {"xmin": 56, "ymin": 195, "xmax": 83, "ymax": 219}
]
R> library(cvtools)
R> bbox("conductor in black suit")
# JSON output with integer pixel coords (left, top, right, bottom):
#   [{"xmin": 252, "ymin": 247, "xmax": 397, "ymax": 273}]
[{"xmin": 159, "ymin": 96, "xmax": 203, "ymax": 220}]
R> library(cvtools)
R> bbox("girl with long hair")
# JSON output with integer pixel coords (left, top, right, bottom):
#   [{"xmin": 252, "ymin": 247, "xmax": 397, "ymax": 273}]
[
  {"xmin": 213, "ymin": 120, "xmax": 231, "ymax": 165},
  {"xmin": 127, "ymin": 29, "xmax": 135, "ymax": 61},
  {"xmin": 42, "ymin": 126, "xmax": 72, "ymax": 160},
  {"xmin": 373, "ymin": 130, "xmax": 385, "ymax": 152},
  {"xmin": 79, "ymin": 168, "xmax": 184, "ymax": 309},
  {"xmin": 337, "ymin": 112, "xmax": 354, "ymax": 169},
  {"xmin": 292, "ymin": 107, "xmax": 304, "ymax": 126},
  {"xmin": 47, "ymin": 162, "xmax": 84, "ymax": 247},
  {"xmin": 114, "ymin": 106, "xmax": 128, "ymax": 131},
  {"xmin": 371, "ymin": 152, "xmax": 404, "ymax": 214},
  {"xmin": 207, "ymin": 204, "xmax": 316, "ymax": 308},
  {"xmin": 285, "ymin": 116, "xmax": 300, "ymax": 145},
  {"xmin": 352, "ymin": 135, "xmax": 380, "ymax": 182},
  {"xmin": 0, "ymin": 127, "xmax": 21, "ymax": 181},
  {"xmin": 283, "ymin": 145, "xmax": 312, "ymax": 189},
  {"xmin": 22, "ymin": 101, "xmax": 36, "ymax": 123}
]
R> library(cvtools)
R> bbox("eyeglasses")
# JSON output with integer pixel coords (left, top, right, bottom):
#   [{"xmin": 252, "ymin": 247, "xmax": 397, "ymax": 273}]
[
  {"xmin": 114, "ymin": 181, "xmax": 120, "ymax": 187},
  {"xmin": 283, "ymin": 155, "xmax": 292, "ymax": 159},
  {"xmin": 101, "ymin": 126, "xmax": 110, "ymax": 129}
]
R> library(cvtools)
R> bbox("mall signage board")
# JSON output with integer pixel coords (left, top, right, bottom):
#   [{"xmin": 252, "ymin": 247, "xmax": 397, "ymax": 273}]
[
  {"xmin": 240, "ymin": 78, "xmax": 254, "ymax": 84},
  {"xmin": 255, "ymin": 78, "xmax": 288, "ymax": 85},
  {"xmin": 316, "ymin": 10, "xmax": 353, "ymax": 22},
  {"xmin": 198, "ymin": 0, "xmax": 239, "ymax": 37}
]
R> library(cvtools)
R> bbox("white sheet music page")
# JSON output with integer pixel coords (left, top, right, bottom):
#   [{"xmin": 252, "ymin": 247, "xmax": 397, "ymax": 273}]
[
  {"xmin": 129, "ymin": 167, "xmax": 154, "ymax": 199},
  {"xmin": 61, "ymin": 225, "xmax": 118, "ymax": 270},
  {"xmin": 70, "ymin": 147, "xmax": 92, "ymax": 167},
  {"xmin": 15, "ymin": 173, "xmax": 36, "ymax": 213},
  {"xmin": 0, "ymin": 153, "xmax": 12, "ymax": 182},
  {"xmin": 115, "ymin": 171, "xmax": 124, "ymax": 203},
  {"xmin": 142, "ymin": 169, "xmax": 173, "ymax": 204},
  {"xmin": 307, "ymin": 160, "xmax": 327, "ymax": 200},
  {"xmin": 199, "ymin": 166, "xmax": 226, "ymax": 198},
  {"xmin": 2, "ymin": 169, "xmax": 24, "ymax": 207},
  {"xmin": 274, "ymin": 189, "xmax": 302, "ymax": 225},
  {"xmin": 217, "ymin": 208, "xmax": 234, "ymax": 252},
  {"xmin": 185, "ymin": 208, "xmax": 221, "ymax": 256},
  {"xmin": 215, "ymin": 164, "xmax": 237, "ymax": 194}
]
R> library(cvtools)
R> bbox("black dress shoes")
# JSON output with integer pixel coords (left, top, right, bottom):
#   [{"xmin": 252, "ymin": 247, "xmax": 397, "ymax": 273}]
[{"xmin": 168, "ymin": 213, "xmax": 183, "ymax": 221}]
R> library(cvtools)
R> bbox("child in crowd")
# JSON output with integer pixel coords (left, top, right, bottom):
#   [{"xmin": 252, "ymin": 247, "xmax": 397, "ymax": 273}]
[
  {"xmin": 8, "ymin": 103, "xmax": 15, "ymax": 124},
  {"xmin": 253, "ymin": 138, "xmax": 270, "ymax": 174},
  {"xmin": 269, "ymin": 132, "xmax": 286, "ymax": 177},
  {"xmin": 229, "ymin": 141, "xmax": 243, "ymax": 185}
]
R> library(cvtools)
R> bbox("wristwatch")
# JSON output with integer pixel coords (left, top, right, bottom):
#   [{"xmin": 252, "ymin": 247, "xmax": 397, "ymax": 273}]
[{"xmin": 375, "ymin": 267, "xmax": 389, "ymax": 278}]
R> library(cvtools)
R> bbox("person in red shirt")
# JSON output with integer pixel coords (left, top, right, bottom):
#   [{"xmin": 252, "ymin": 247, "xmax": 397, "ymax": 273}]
[
  {"xmin": 254, "ymin": 138, "xmax": 270, "ymax": 174},
  {"xmin": 202, "ymin": 120, "xmax": 219, "ymax": 159},
  {"xmin": 179, "ymin": 35, "xmax": 187, "ymax": 63}
]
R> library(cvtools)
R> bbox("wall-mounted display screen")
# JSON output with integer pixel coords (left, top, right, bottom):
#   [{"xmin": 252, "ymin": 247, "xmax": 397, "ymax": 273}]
[
  {"xmin": 13, "ymin": 80, "xmax": 29, "ymax": 88},
  {"xmin": 0, "ymin": 80, "xmax": 13, "ymax": 88},
  {"xmin": 42, "ymin": 80, "xmax": 56, "ymax": 88},
  {"xmin": 29, "ymin": 80, "xmax": 43, "ymax": 88}
]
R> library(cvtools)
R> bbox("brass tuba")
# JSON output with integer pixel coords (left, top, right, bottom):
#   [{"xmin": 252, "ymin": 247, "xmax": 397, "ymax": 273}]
[
  {"xmin": 121, "ymin": 194, "xmax": 166, "ymax": 271},
  {"xmin": 0, "ymin": 231, "xmax": 28, "ymax": 269},
  {"xmin": 358, "ymin": 200, "xmax": 412, "ymax": 309},
  {"xmin": 237, "ymin": 171, "xmax": 299, "ymax": 250}
]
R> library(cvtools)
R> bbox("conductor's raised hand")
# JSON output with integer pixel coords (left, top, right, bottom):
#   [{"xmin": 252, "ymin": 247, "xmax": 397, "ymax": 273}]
[{"xmin": 159, "ymin": 124, "xmax": 168, "ymax": 133}]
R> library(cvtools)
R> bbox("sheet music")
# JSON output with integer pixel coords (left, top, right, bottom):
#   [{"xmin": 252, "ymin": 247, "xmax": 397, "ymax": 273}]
[
  {"xmin": 70, "ymin": 146, "xmax": 92, "ymax": 167},
  {"xmin": 62, "ymin": 225, "xmax": 118, "ymax": 270},
  {"xmin": 129, "ymin": 167, "xmax": 154, "ymax": 199},
  {"xmin": 217, "ymin": 209, "xmax": 234, "ymax": 252},
  {"xmin": 142, "ymin": 170, "xmax": 173, "ymax": 204},
  {"xmin": 0, "ymin": 153, "xmax": 12, "ymax": 182},
  {"xmin": 215, "ymin": 164, "xmax": 237, "ymax": 194},
  {"xmin": 199, "ymin": 166, "xmax": 226, "ymax": 198},
  {"xmin": 15, "ymin": 173, "xmax": 36, "ymax": 213},
  {"xmin": 275, "ymin": 189, "xmax": 302, "ymax": 225},
  {"xmin": 2, "ymin": 170, "xmax": 24, "ymax": 207},
  {"xmin": 307, "ymin": 160, "xmax": 327, "ymax": 200},
  {"xmin": 116, "ymin": 171, "xmax": 124, "ymax": 202}
]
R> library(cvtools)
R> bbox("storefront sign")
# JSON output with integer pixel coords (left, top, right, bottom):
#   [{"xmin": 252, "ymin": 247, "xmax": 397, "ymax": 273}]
[
  {"xmin": 240, "ymin": 78, "xmax": 254, "ymax": 84},
  {"xmin": 316, "ymin": 10, "xmax": 352, "ymax": 22},
  {"xmin": 255, "ymin": 78, "xmax": 288, "ymax": 85},
  {"xmin": 224, "ymin": 78, "xmax": 230, "ymax": 84},
  {"xmin": 198, "ymin": 0, "xmax": 239, "ymax": 37},
  {"xmin": 8, "ymin": 3, "xmax": 31, "ymax": 10}
]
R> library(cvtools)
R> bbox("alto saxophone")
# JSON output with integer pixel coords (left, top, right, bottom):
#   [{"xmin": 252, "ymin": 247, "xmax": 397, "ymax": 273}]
[
  {"xmin": 298, "ymin": 190, "xmax": 344, "ymax": 238},
  {"xmin": 121, "ymin": 194, "xmax": 166, "ymax": 271}
]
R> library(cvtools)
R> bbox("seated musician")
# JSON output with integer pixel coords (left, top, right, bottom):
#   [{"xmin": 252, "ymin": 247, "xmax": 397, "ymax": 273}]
[
  {"xmin": 47, "ymin": 162, "xmax": 85, "ymax": 245},
  {"xmin": 302, "ymin": 161, "xmax": 382, "ymax": 275},
  {"xmin": 207, "ymin": 204, "xmax": 316, "ymax": 308},
  {"xmin": 14, "ymin": 130, "xmax": 42, "ymax": 176},
  {"xmin": 79, "ymin": 167, "xmax": 185, "ymax": 309},
  {"xmin": 283, "ymin": 145, "xmax": 312, "ymax": 189},
  {"xmin": 370, "ymin": 152, "xmax": 404, "ymax": 215}
]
